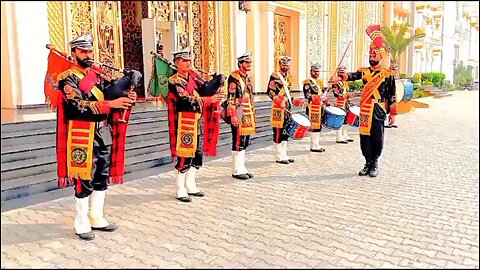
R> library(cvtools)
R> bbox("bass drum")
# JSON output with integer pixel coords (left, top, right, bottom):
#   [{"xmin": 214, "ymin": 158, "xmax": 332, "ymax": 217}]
[{"xmin": 395, "ymin": 79, "xmax": 414, "ymax": 103}]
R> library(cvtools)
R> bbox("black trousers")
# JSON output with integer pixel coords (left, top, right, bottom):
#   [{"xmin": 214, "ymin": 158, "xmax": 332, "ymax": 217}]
[
  {"xmin": 75, "ymin": 145, "xmax": 111, "ymax": 199},
  {"xmin": 231, "ymin": 125, "xmax": 250, "ymax": 151},
  {"xmin": 359, "ymin": 118, "xmax": 384, "ymax": 162},
  {"xmin": 175, "ymin": 133, "xmax": 204, "ymax": 173}
]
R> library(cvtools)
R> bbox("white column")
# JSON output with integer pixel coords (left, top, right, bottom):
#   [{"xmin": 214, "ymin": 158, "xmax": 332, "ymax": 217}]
[
  {"xmin": 258, "ymin": 2, "xmax": 276, "ymax": 92},
  {"xmin": 441, "ymin": 1, "xmax": 456, "ymax": 83},
  {"xmin": 233, "ymin": 1, "xmax": 247, "ymax": 59},
  {"xmin": 12, "ymin": 1, "xmax": 50, "ymax": 107},
  {"xmin": 246, "ymin": 1, "xmax": 260, "ymax": 92},
  {"xmin": 297, "ymin": 11, "xmax": 307, "ymax": 88}
]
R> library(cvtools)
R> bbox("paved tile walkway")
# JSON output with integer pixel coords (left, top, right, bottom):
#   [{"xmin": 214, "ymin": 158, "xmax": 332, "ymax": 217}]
[{"xmin": 1, "ymin": 91, "xmax": 479, "ymax": 268}]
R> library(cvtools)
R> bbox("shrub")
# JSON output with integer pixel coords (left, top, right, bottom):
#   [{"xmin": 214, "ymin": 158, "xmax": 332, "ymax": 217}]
[
  {"xmin": 413, "ymin": 73, "xmax": 422, "ymax": 82},
  {"xmin": 413, "ymin": 89, "xmax": 425, "ymax": 99},
  {"xmin": 348, "ymin": 80, "xmax": 364, "ymax": 93},
  {"xmin": 410, "ymin": 77, "xmax": 421, "ymax": 84},
  {"xmin": 422, "ymin": 81, "xmax": 434, "ymax": 86},
  {"xmin": 421, "ymin": 72, "xmax": 446, "ymax": 87},
  {"xmin": 400, "ymin": 73, "xmax": 407, "ymax": 79},
  {"xmin": 445, "ymin": 83, "xmax": 455, "ymax": 91},
  {"xmin": 413, "ymin": 83, "xmax": 422, "ymax": 90}
]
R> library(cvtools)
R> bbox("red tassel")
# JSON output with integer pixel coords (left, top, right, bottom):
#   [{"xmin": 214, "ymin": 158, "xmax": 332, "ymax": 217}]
[{"xmin": 58, "ymin": 178, "xmax": 67, "ymax": 188}]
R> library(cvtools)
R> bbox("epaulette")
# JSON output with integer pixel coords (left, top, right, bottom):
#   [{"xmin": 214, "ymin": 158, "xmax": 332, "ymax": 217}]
[
  {"xmin": 302, "ymin": 79, "xmax": 311, "ymax": 85},
  {"xmin": 271, "ymin": 72, "xmax": 279, "ymax": 79},
  {"xmin": 231, "ymin": 70, "xmax": 240, "ymax": 76},
  {"xmin": 168, "ymin": 74, "xmax": 181, "ymax": 84},
  {"xmin": 358, "ymin": 67, "xmax": 369, "ymax": 73},
  {"xmin": 57, "ymin": 69, "xmax": 74, "ymax": 82}
]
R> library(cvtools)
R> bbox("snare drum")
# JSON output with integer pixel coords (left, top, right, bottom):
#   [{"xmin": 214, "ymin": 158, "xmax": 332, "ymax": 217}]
[
  {"xmin": 284, "ymin": 113, "xmax": 311, "ymax": 140},
  {"xmin": 345, "ymin": 106, "xmax": 360, "ymax": 127},
  {"xmin": 322, "ymin": 106, "xmax": 346, "ymax": 130}
]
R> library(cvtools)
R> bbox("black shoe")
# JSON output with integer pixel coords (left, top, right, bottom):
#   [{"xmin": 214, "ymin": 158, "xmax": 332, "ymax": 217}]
[
  {"xmin": 391, "ymin": 125, "xmax": 398, "ymax": 128},
  {"xmin": 188, "ymin": 191, "xmax": 205, "ymax": 197},
  {"xmin": 276, "ymin": 160, "xmax": 289, "ymax": 164},
  {"xmin": 76, "ymin": 231, "xmax": 95, "ymax": 241},
  {"xmin": 232, "ymin": 174, "xmax": 250, "ymax": 180},
  {"xmin": 92, "ymin": 223, "xmax": 118, "ymax": 232},
  {"xmin": 176, "ymin": 196, "xmax": 192, "ymax": 202},
  {"xmin": 369, "ymin": 161, "xmax": 379, "ymax": 177},
  {"xmin": 346, "ymin": 139, "xmax": 354, "ymax": 142},
  {"xmin": 246, "ymin": 172, "xmax": 254, "ymax": 178},
  {"xmin": 310, "ymin": 148, "xmax": 326, "ymax": 153},
  {"xmin": 385, "ymin": 125, "xmax": 392, "ymax": 128},
  {"xmin": 337, "ymin": 141, "xmax": 348, "ymax": 144},
  {"xmin": 358, "ymin": 162, "xmax": 371, "ymax": 176},
  {"xmin": 288, "ymin": 158, "xmax": 295, "ymax": 163}
]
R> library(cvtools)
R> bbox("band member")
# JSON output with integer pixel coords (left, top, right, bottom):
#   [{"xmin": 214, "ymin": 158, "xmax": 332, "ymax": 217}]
[
  {"xmin": 167, "ymin": 49, "xmax": 224, "ymax": 202},
  {"xmin": 227, "ymin": 52, "xmax": 256, "ymax": 179},
  {"xmin": 331, "ymin": 25, "xmax": 396, "ymax": 177},
  {"xmin": 56, "ymin": 34, "xmax": 137, "ymax": 240},
  {"xmin": 267, "ymin": 56, "xmax": 305, "ymax": 164},
  {"xmin": 303, "ymin": 63, "xmax": 326, "ymax": 152},
  {"xmin": 332, "ymin": 65, "xmax": 355, "ymax": 144}
]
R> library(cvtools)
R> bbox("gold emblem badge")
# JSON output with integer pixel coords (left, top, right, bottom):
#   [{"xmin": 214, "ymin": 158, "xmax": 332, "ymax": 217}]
[
  {"xmin": 242, "ymin": 115, "xmax": 251, "ymax": 125},
  {"xmin": 71, "ymin": 147, "xmax": 87, "ymax": 165},
  {"xmin": 181, "ymin": 133, "xmax": 194, "ymax": 146}
]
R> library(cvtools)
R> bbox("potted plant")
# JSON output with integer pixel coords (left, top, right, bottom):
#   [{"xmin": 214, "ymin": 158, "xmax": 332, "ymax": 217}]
[{"xmin": 381, "ymin": 22, "xmax": 426, "ymax": 78}]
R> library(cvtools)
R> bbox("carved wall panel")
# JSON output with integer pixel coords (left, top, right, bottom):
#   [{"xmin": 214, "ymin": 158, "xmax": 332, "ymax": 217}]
[
  {"xmin": 338, "ymin": 2, "xmax": 354, "ymax": 70},
  {"xmin": 176, "ymin": 1, "xmax": 190, "ymax": 50},
  {"xmin": 47, "ymin": 1, "xmax": 66, "ymax": 51},
  {"xmin": 356, "ymin": 1, "xmax": 366, "ymax": 68},
  {"xmin": 220, "ymin": 1, "xmax": 231, "ymax": 74},
  {"xmin": 93, "ymin": 1, "xmax": 124, "ymax": 77},
  {"xmin": 307, "ymin": 2, "xmax": 325, "ymax": 70},
  {"xmin": 69, "ymin": 1, "xmax": 94, "ymax": 39},
  {"xmin": 329, "ymin": 2, "xmax": 338, "ymax": 73},
  {"xmin": 364, "ymin": 1, "xmax": 377, "ymax": 66},
  {"xmin": 274, "ymin": 14, "xmax": 291, "ymax": 72}
]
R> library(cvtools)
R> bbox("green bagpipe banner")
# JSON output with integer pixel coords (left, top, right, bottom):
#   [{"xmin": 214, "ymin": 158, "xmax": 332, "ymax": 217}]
[{"xmin": 147, "ymin": 55, "xmax": 176, "ymax": 107}]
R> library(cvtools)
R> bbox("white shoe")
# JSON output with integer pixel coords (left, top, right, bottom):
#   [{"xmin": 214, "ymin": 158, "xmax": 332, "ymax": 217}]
[
  {"xmin": 336, "ymin": 128, "xmax": 347, "ymax": 143},
  {"xmin": 310, "ymin": 132, "xmax": 325, "ymax": 152},
  {"xmin": 175, "ymin": 170, "xmax": 189, "ymax": 199},
  {"xmin": 342, "ymin": 125, "xmax": 354, "ymax": 142},
  {"xmin": 88, "ymin": 190, "xmax": 110, "ymax": 228},
  {"xmin": 186, "ymin": 167, "xmax": 203, "ymax": 195},
  {"xmin": 239, "ymin": 150, "xmax": 253, "ymax": 178},
  {"xmin": 281, "ymin": 141, "xmax": 294, "ymax": 163},
  {"xmin": 74, "ymin": 197, "xmax": 92, "ymax": 235}
]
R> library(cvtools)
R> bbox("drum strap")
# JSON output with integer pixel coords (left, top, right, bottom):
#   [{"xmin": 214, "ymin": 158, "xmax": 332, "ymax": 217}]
[
  {"xmin": 308, "ymin": 102, "xmax": 322, "ymax": 130},
  {"xmin": 176, "ymin": 112, "xmax": 199, "ymax": 157},
  {"xmin": 307, "ymin": 78, "xmax": 323, "ymax": 130},
  {"xmin": 359, "ymin": 69, "xmax": 389, "ymax": 135},
  {"xmin": 232, "ymin": 73, "xmax": 256, "ymax": 135},
  {"xmin": 270, "ymin": 72, "xmax": 290, "ymax": 128}
]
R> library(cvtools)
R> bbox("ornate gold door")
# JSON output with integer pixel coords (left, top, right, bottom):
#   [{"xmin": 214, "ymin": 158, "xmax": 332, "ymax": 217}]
[
  {"xmin": 274, "ymin": 13, "xmax": 291, "ymax": 72},
  {"xmin": 47, "ymin": 1, "xmax": 124, "ymax": 77}
]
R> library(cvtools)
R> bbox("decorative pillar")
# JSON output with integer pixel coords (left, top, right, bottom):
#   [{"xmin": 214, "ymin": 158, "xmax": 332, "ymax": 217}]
[
  {"xmin": 258, "ymin": 2, "xmax": 276, "ymax": 92},
  {"xmin": 297, "ymin": 11, "xmax": 307, "ymax": 87}
]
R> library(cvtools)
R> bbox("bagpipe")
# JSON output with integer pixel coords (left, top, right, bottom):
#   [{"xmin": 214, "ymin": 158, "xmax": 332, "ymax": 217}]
[
  {"xmin": 148, "ymin": 51, "xmax": 226, "ymax": 99},
  {"xmin": 45, "ymin": 44, "xmax": 142, "ymax": 122}
]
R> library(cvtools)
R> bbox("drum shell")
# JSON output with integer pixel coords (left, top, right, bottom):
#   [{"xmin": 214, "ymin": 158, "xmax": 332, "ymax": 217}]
[
  {"xmin": 284, "ymin": 113, "xmax": 310, "ymax": 139},
  {"xmin": 322, "ymin": 106, "xmax": 346, "ymax": 130},
  {"xmin": 395, "ymin": 79, "xmax": 414, "ymax": 103},
  {"xmin": 345, "ymin": 106, "xmax": 360, "ymax": 127}
]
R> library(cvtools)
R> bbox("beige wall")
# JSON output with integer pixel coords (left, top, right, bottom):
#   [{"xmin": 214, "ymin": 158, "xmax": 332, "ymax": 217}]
[{"xmin": 1, "ymin": 2, "xmax": 19, "ymax": 109}]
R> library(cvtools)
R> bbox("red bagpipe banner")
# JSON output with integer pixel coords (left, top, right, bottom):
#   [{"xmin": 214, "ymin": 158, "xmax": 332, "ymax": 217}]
[{"xmin": 44, "ymin": 48, "xmax": 75, "ymax": 111}]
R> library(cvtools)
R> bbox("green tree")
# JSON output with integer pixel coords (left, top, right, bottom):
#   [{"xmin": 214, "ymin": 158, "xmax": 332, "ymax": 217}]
[{"xmin": 381, "ymin": 22, "xmax": 426, "ymax": 78}]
